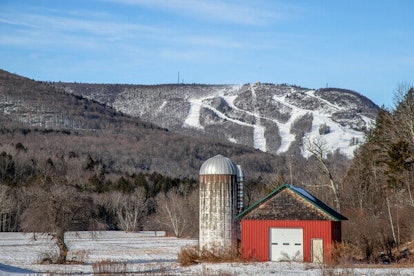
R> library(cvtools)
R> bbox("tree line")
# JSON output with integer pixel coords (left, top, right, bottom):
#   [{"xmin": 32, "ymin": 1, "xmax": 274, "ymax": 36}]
[{"xmin": 339, "ymin": 86, "xmax": 414, "ymax": 262}]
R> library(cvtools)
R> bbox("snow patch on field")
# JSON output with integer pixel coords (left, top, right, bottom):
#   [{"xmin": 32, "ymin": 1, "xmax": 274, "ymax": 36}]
[{"xmin": 0, "ymin": 232, "xmax": 413, "ymax": 275}]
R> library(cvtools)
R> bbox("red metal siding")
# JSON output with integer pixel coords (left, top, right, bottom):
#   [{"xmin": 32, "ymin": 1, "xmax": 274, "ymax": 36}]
[{"xmin": 241, "ymin": 220, "xmax": 339, "ymax": 262}]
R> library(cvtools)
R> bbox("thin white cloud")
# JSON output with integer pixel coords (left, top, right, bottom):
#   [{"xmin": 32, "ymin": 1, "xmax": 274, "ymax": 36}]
[
  {"xmin": 106, "ymin": 0, "xmax": 290, "ymax": 25},
  {"xmin": 0, "ymin": 5, "xmax": 269, "ymax": 54},
  {"xmin": 181, "ymin": 35, "xmax": 247, "ymax": 49},
  {"xmin": 0, "ymin": 9, "xmax": 168, "ymax": 52},
  {"xmin": 0, "ymin": 1, "xmax": 303, "ymax": 84},
  {"xmin": 1, "ymin": 11, "xmax": 161, "ymax": 40}
]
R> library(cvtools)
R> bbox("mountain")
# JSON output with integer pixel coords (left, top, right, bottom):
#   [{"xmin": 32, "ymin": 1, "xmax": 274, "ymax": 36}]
[
  {"xmin": 55, "ymin": 82, "xmax": 379, "ymax": 158},
  {"xmin": 0, "ymin": 70, "xmax": 283, "ymax": 180}
]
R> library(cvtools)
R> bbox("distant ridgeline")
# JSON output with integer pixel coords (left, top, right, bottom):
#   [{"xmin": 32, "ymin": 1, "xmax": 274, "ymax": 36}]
[
  {"xmin": 56, "ymin": 81, "xmax": 379, "ymax": 158},
  {"xmin": 0, "ymin": 70, "xmax": 290, "ymax": 180}
]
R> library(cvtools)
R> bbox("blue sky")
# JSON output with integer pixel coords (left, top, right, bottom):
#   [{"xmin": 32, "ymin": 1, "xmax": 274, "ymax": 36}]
[{"xmin": 1, "ymin": 0, "xmax": 413, "ymax": 107}]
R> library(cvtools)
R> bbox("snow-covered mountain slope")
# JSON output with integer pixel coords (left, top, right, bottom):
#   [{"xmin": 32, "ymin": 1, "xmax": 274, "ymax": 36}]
[{"xmin": 58, "ymin": 82, "xmax": 378, "ymax": 158}]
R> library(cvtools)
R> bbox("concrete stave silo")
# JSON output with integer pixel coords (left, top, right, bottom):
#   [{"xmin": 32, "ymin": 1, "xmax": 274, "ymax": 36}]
[{"xmin": 199, "ymin": 154, "xmax": 242, "ymax": 256}]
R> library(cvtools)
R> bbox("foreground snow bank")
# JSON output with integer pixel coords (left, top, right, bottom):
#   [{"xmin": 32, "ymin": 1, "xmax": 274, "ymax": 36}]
[{"xmin": 0, "ymin": 232, "xmax": 413, "ymax": 275}]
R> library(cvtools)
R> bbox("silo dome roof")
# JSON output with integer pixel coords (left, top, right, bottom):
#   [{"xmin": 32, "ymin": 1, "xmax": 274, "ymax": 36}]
[{"xmin": 199, "ymin": 154, "xmax": 237, "ymax": 175}]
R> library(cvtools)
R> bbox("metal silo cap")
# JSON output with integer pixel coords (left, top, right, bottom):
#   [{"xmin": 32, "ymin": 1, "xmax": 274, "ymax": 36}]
[{"xmin": 199, "ymin": 154, "xmax": 237, "ymax": 175}]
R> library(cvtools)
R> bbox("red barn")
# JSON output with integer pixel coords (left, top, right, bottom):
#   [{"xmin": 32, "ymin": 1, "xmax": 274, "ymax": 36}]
[{"xmin": 235, "ymin": 184, "xmax": 347, "ymax": 263}]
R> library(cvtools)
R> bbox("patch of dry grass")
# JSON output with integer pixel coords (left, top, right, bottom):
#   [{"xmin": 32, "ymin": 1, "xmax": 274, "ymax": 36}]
[
  {"xmin": 92, "ymin": 260, "xmax": 128, "ymax": 275},
  {"xmin": 178, "ymin": 245, "xmax": 241, "ymax": 266}
]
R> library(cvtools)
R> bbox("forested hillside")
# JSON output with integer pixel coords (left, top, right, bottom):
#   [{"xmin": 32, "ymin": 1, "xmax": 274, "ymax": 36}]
[
  {"xmin": 0, "ymin": 69, "xmax": 285, "ymax": 179},
  {"xmin": 56, "ymin": 81, "xmax": 378, "ymax": 159}
]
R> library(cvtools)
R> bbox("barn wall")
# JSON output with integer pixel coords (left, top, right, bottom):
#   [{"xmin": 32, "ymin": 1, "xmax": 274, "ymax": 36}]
[{"xmin": 241, "ymin": 220, "xmax": 338, "ymax": 262}]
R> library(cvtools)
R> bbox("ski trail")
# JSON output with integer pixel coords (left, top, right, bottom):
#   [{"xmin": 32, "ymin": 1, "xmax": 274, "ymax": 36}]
[
  {"xmin": 182, "ymin": 84, "xmax": 369, "ymax": 157},
  {"xmin": 250, "ymin": 84, "xmax": 267, "ymax": 152},
  {"xmin": 183, "ymin": 98, "xmax": 204, "ymax": 129}
]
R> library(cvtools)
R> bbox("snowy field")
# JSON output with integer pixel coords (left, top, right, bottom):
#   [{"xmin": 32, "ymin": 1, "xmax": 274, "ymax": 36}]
[{"xmin": 0, "ymin": 231, "xmax": 413, "ymax": 275}]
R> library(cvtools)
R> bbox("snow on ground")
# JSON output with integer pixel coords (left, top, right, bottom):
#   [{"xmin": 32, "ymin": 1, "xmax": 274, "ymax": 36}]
[
  {"xmin": 305, "ymin": 90, "xmax": 343, "ymax": 112},
  {"xmin": 1, "ymin": 232, "xmax": 414, "ymax": 275},
  {"xmin": 249, "ymin": 84, "xmax": 267, "ymax": 152},
  {"xmin": 157, "ymin": 100, "xmax": 168, "ymax": 113},
  {"xmin": 182, "ymin": 85, "xmax": 268, "ymax": 152},
  {"xmin": 272, "ymin": 95, "xmax": 305, "ymax": 154},
  {"xmin": 253, "ymin": 125, "xmax": 267, "ymax": 152},
  {"xmin": 181, "ymin": 84, "xmax": 370, "ymax": 157},
  {"xmin": 183, "ymin": 98, "xmax": 204, "ymax": 129},
  {"xmin": 273, "ymin": 93, "xmax": 367, "ymax": 158}
]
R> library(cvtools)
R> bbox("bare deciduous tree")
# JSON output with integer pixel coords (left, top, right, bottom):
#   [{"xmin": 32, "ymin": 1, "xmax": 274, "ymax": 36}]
[
  {"xmin": 20, "ymin": 175, "xmax": 92, "ymax": 264},
  {"xmin": 150, "ymin": 188, "xmax": 198, "ymax": 238},
  {"xmin": 0, "ymin": 185, "xmax": 19, "ymax": 232},
  {"xmin": 96, "ymin": 188, "xmax": 148, "ymax": 232},
  {"xmin": 112, "ymin": 189, "xmax": 148, "ymax": 232},
  {"xmin": 304, "ymin": 136, "xmax": 341, "ymax": 211}
]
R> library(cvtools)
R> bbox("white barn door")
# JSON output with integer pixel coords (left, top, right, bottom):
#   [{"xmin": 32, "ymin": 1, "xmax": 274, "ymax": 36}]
[
  {"xmin": 311, "ymin": 239, "xmax": 324, "ymax": 263},
  {"xmin": 270, "ymin": 228, "xmax": 303, "ymax": 261}
]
